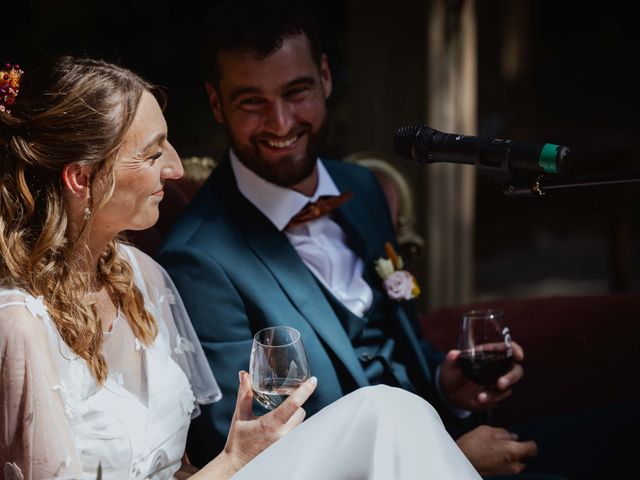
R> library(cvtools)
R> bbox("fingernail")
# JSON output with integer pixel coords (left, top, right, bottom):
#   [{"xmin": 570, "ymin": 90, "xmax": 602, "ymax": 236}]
[
  {"xmin": 309, "ymin": 376, "xmax": 317, "ymax": 385},
  {"xmin": 238, "ymin": 371, "xmax": 246, "ymax": 383},
  {"xmin": 498, "ymin": 377, "xmax": 510, "ymax": 389},
  {"xmin": 478, "ymin": 392, "xmax": 488, "ymax": 402}
]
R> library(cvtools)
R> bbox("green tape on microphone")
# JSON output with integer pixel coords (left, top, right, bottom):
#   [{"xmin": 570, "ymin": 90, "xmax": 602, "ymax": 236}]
[{"xmin": 538, "ymin": 143, "xmax": 561, "ymax": 173}]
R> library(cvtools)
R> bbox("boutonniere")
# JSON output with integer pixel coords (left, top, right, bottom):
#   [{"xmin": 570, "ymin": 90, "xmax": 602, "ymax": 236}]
[{"xmin": 374, "ymin": 242, "xmax": 421, "ymax": 301}]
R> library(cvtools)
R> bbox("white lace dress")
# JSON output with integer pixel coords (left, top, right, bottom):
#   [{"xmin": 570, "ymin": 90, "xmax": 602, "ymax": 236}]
[
  {"xmin": 0, "ymin": 245, "xmax": 481, "ymax": 480},
  {"xmin": 0, "ymin": 245, "xmax": 221, "ymax": 480}
]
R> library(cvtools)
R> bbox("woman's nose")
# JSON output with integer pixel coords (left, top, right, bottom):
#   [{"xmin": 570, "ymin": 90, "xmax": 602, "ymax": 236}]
[{"xmin": 161, "ymin": 144, "xmax": 184, "ymax": 180}]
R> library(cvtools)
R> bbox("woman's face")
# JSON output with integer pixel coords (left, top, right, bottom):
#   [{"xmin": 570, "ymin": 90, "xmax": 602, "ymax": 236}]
[{"xmin": 93, "ymin": 91, "xmax": 183, "ymax": 235}]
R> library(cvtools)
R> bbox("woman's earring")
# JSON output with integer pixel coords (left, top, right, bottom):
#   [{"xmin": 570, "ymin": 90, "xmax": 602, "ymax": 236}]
[{"xmin": 83, "ymin": 207, "xmax": 91, "ymax": 220}]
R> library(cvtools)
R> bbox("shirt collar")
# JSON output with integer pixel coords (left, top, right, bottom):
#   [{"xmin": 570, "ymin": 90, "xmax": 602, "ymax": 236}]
[{"xmin": 230, "ymin": 149, "xmax": 340, "ymax": 231}]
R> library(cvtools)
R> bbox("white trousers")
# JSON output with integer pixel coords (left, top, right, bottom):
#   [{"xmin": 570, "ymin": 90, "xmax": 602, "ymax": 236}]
[{"xmin": 232, "ymin": 385, "xmax": 481, "ymax": 480}]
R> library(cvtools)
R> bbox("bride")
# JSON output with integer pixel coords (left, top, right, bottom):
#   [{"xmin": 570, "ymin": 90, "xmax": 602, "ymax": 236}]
[{"xmin": 0, "ymin": 55, "xmax": 480, "ymax": 479}]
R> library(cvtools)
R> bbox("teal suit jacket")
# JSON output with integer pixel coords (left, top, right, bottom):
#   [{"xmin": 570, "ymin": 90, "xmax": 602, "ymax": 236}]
[{"xmin": 157, "ymin": 157, "xmax": 444, "ymax": 465}]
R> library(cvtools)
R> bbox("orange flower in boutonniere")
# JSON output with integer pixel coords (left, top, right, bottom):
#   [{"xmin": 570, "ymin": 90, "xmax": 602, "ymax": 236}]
[{"xmin": 374, "ymin": 242, "xmax": 421, "ymax": 301}]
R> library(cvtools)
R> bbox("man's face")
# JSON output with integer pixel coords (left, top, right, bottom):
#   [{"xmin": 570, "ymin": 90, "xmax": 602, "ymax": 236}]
[{"xmin": 207, "ymin": 33, "xmax": 332, "ymax": 190}]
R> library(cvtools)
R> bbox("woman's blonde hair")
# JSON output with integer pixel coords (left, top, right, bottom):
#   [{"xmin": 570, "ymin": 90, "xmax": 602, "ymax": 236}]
[{"xmin": 0, "ymin": 56, "xmax": 163, "ymax": 383}]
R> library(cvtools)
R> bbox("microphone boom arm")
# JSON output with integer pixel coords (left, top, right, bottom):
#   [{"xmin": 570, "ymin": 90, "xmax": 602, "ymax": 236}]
[{"xmin": 503, "ymin": 171, "xmax": 640, "ymax": 197}]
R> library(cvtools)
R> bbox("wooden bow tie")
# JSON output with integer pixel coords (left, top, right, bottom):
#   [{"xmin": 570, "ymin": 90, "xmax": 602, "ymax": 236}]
[{"xmin": 286, "ymin": 191, "xmax": 353, "ymax": 229}]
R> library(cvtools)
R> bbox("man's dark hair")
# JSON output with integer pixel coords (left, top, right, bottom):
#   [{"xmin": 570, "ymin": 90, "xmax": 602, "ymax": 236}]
[{"xmin": 200, "ymin": 0, "xmax": 323, "ymax": 87}]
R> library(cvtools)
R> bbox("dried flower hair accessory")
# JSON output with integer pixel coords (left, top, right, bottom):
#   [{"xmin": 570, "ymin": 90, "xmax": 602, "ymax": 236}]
[
  {"xmin": 374, "ymin": 241, "xmax": 421, "ymax": 301},
  {"xmin": 0, "ymin": 63, "xmax": 24, "ymax": 114}
]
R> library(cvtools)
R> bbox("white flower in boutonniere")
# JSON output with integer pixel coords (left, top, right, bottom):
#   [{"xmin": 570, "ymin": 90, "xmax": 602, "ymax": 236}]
[{"xmin": 374, "ymin": 242, "xmax": 421, "ymax": 301}]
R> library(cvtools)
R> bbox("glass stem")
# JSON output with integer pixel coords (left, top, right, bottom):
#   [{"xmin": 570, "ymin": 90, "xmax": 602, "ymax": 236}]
[
  {"xmin": 484, "ymin": 386, "xmax": 496, "ymax": 426},
  {"xmin": 485, "ymin": 405, "xmax": 494, "ymax": 426}
]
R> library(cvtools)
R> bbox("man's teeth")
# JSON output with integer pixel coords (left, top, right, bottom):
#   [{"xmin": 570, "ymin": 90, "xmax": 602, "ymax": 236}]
[{"xmin": 266, "ymin": 136, "xmax": 298, "ymax": 148}]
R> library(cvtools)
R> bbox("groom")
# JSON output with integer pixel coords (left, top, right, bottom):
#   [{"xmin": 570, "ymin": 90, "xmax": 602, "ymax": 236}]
[{"xmin": 157, "ymin": 1, "xmax": 638, "ymax": 478}]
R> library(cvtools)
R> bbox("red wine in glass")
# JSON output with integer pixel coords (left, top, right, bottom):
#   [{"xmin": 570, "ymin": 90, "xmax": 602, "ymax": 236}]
[
  {"xmin": 457, "ymin": 349, "xmax": 514, "ymax": 386},
  {"xmin": 458, "ymin": 309, "xmax": 513, "ymax": 423}
]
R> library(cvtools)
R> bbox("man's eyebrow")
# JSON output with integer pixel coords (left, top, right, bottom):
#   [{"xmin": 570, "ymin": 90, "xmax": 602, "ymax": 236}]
[
  {"xmin": 228, "ymin": 76, "xmax": 317, "ymax": 102},
  {"xmin": 284, "ymin": 76, "xmax": 316, "ymax": 89},
  {"xmin": 229, "ymin": 87, "xmax": 262, "ymax": 103}
]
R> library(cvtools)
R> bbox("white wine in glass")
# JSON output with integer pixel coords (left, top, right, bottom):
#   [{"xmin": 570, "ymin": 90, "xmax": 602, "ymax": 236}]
[{"xmin": 249, "ymin": 326, "xmax": 310, "ymax": 410}]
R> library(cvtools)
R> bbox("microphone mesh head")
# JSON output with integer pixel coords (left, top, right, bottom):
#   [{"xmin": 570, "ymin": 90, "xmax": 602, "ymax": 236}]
[{"xmin": 393, "ymin": 125, "xmax": 435, "ymax": 163}]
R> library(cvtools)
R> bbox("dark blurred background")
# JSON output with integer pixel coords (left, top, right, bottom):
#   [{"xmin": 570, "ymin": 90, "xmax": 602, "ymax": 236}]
[{"xmin": 5, "ymin": 0, "xmax": 640, "ymax": 311}]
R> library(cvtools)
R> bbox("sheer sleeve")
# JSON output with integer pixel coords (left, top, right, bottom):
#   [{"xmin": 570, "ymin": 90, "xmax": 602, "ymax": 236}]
[
  {"xmin": 121, "ymin": 245, "xmax": 222, "ymax": 416},
  {"xmin": 0, "ymin": 295, "xmax": 83, "ymax": 480}
]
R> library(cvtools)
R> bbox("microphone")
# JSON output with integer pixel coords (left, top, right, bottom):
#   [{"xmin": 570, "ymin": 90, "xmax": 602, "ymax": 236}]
[{"xmin": 394, "ymin": 125, "xmax": 572, "ymax": 175}]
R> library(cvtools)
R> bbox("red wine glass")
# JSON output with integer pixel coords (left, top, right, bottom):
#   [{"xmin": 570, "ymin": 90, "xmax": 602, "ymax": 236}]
[{"xmin": 458, "ymin": 309, "xmax": 513, "ymax": 424}]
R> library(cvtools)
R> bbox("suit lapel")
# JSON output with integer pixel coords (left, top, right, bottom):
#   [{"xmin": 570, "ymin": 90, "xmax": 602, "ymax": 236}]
[
  {"xmin": 220, "ymin": 160, "xmax": 369, "ymax": 387},
  {"xmin": 329, "ymin": 166, "xmax": 384, "ymax": 287},
  {"xmin": 242, "ymin": 226, "xmax": 369, "ymax": 387}
]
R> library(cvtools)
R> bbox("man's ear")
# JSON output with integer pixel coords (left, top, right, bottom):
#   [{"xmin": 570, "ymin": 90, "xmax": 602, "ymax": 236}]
[
  {"xmin": 320, "ymin": 54, "xmax": 332, "ymax": 100},
  {"xmin": 205, "ymin": 82, "xmax": 224, "ymax": 124},
  {"xmin": 61, "ymin": 163, "xmax": 91, "ymax": 199}
]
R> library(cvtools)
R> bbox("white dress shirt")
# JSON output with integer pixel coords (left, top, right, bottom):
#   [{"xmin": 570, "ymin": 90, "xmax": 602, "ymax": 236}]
[{"xmin": 230, "ymin": 151, "xmax": 373, "ymax": 317}]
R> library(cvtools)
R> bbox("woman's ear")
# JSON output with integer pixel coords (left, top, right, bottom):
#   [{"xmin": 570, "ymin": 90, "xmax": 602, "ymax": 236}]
[{"xmin": 61, "ymin": 163, "xmax": 91, "ymax": 199}]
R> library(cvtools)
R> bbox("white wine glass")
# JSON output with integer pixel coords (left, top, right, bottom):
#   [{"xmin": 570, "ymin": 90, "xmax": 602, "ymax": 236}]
[
  {"xmin": 458, "ymin": 309, "xmax": 513, "ymax": 424},
  {"xmin": 249, "ymin": 326, "xmax": 310, "ymax": 410}
]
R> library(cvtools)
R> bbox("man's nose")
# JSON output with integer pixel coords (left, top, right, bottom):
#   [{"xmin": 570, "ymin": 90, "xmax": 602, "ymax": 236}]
[{"xmin": 264, "ymin": 100, "xmax": 294, "ymax": 136}]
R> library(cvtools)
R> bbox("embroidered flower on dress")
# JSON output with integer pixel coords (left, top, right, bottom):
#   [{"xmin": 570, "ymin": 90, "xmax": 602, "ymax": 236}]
[
  {"xmin": 148, "ymin": 450, "xmax": 170, "ymax": 478},
  {"xmin": 374, "ymin": 242, "xmax": 420, "ymax": 301},
  {"xmin": 131, "ymin": 453, "xmax": 145, "ymax": 477},
  {"xmin": 164, "ymin": 288, "xmax": 176, "ymax": 305},
  {"xmin": 174, "ymin": 334, "xmax": 195, "ymax": 355},
  {"xmin": 154, "ymin": 286, "xmax": 176, "ymax": 306},
  {"xmin": 180, "ymin": 385, "xmax": 196, "ymax": 416},
  {"xmin": 25, "ymin": 295, "xmax": 48, "ymax": 319},
  {"xmin": 134, "ymin": 337, "xmax": 146, "ymax": 351},
  {"xmin": 52, "ymin": 379, "xmax": 88, "ymax": 419},
  {"xmin": 108, "ymin": 371, "xmax": 125, "ymax": 389}
]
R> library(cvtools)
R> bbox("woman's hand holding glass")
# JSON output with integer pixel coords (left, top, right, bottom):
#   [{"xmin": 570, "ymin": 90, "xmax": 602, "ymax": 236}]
[
  {"xmin": 207, "ymin": 326, "xmax": 316, "ymax": 477},
  {"xmin": 211, "ymin": 370, "xmax": 317, "ymax": 477}
]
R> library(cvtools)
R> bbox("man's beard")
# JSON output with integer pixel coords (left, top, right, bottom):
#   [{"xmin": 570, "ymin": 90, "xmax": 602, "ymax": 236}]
[{"xmin": 228, "ymin": 116, "xmax": 329, "ymax": 188}]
